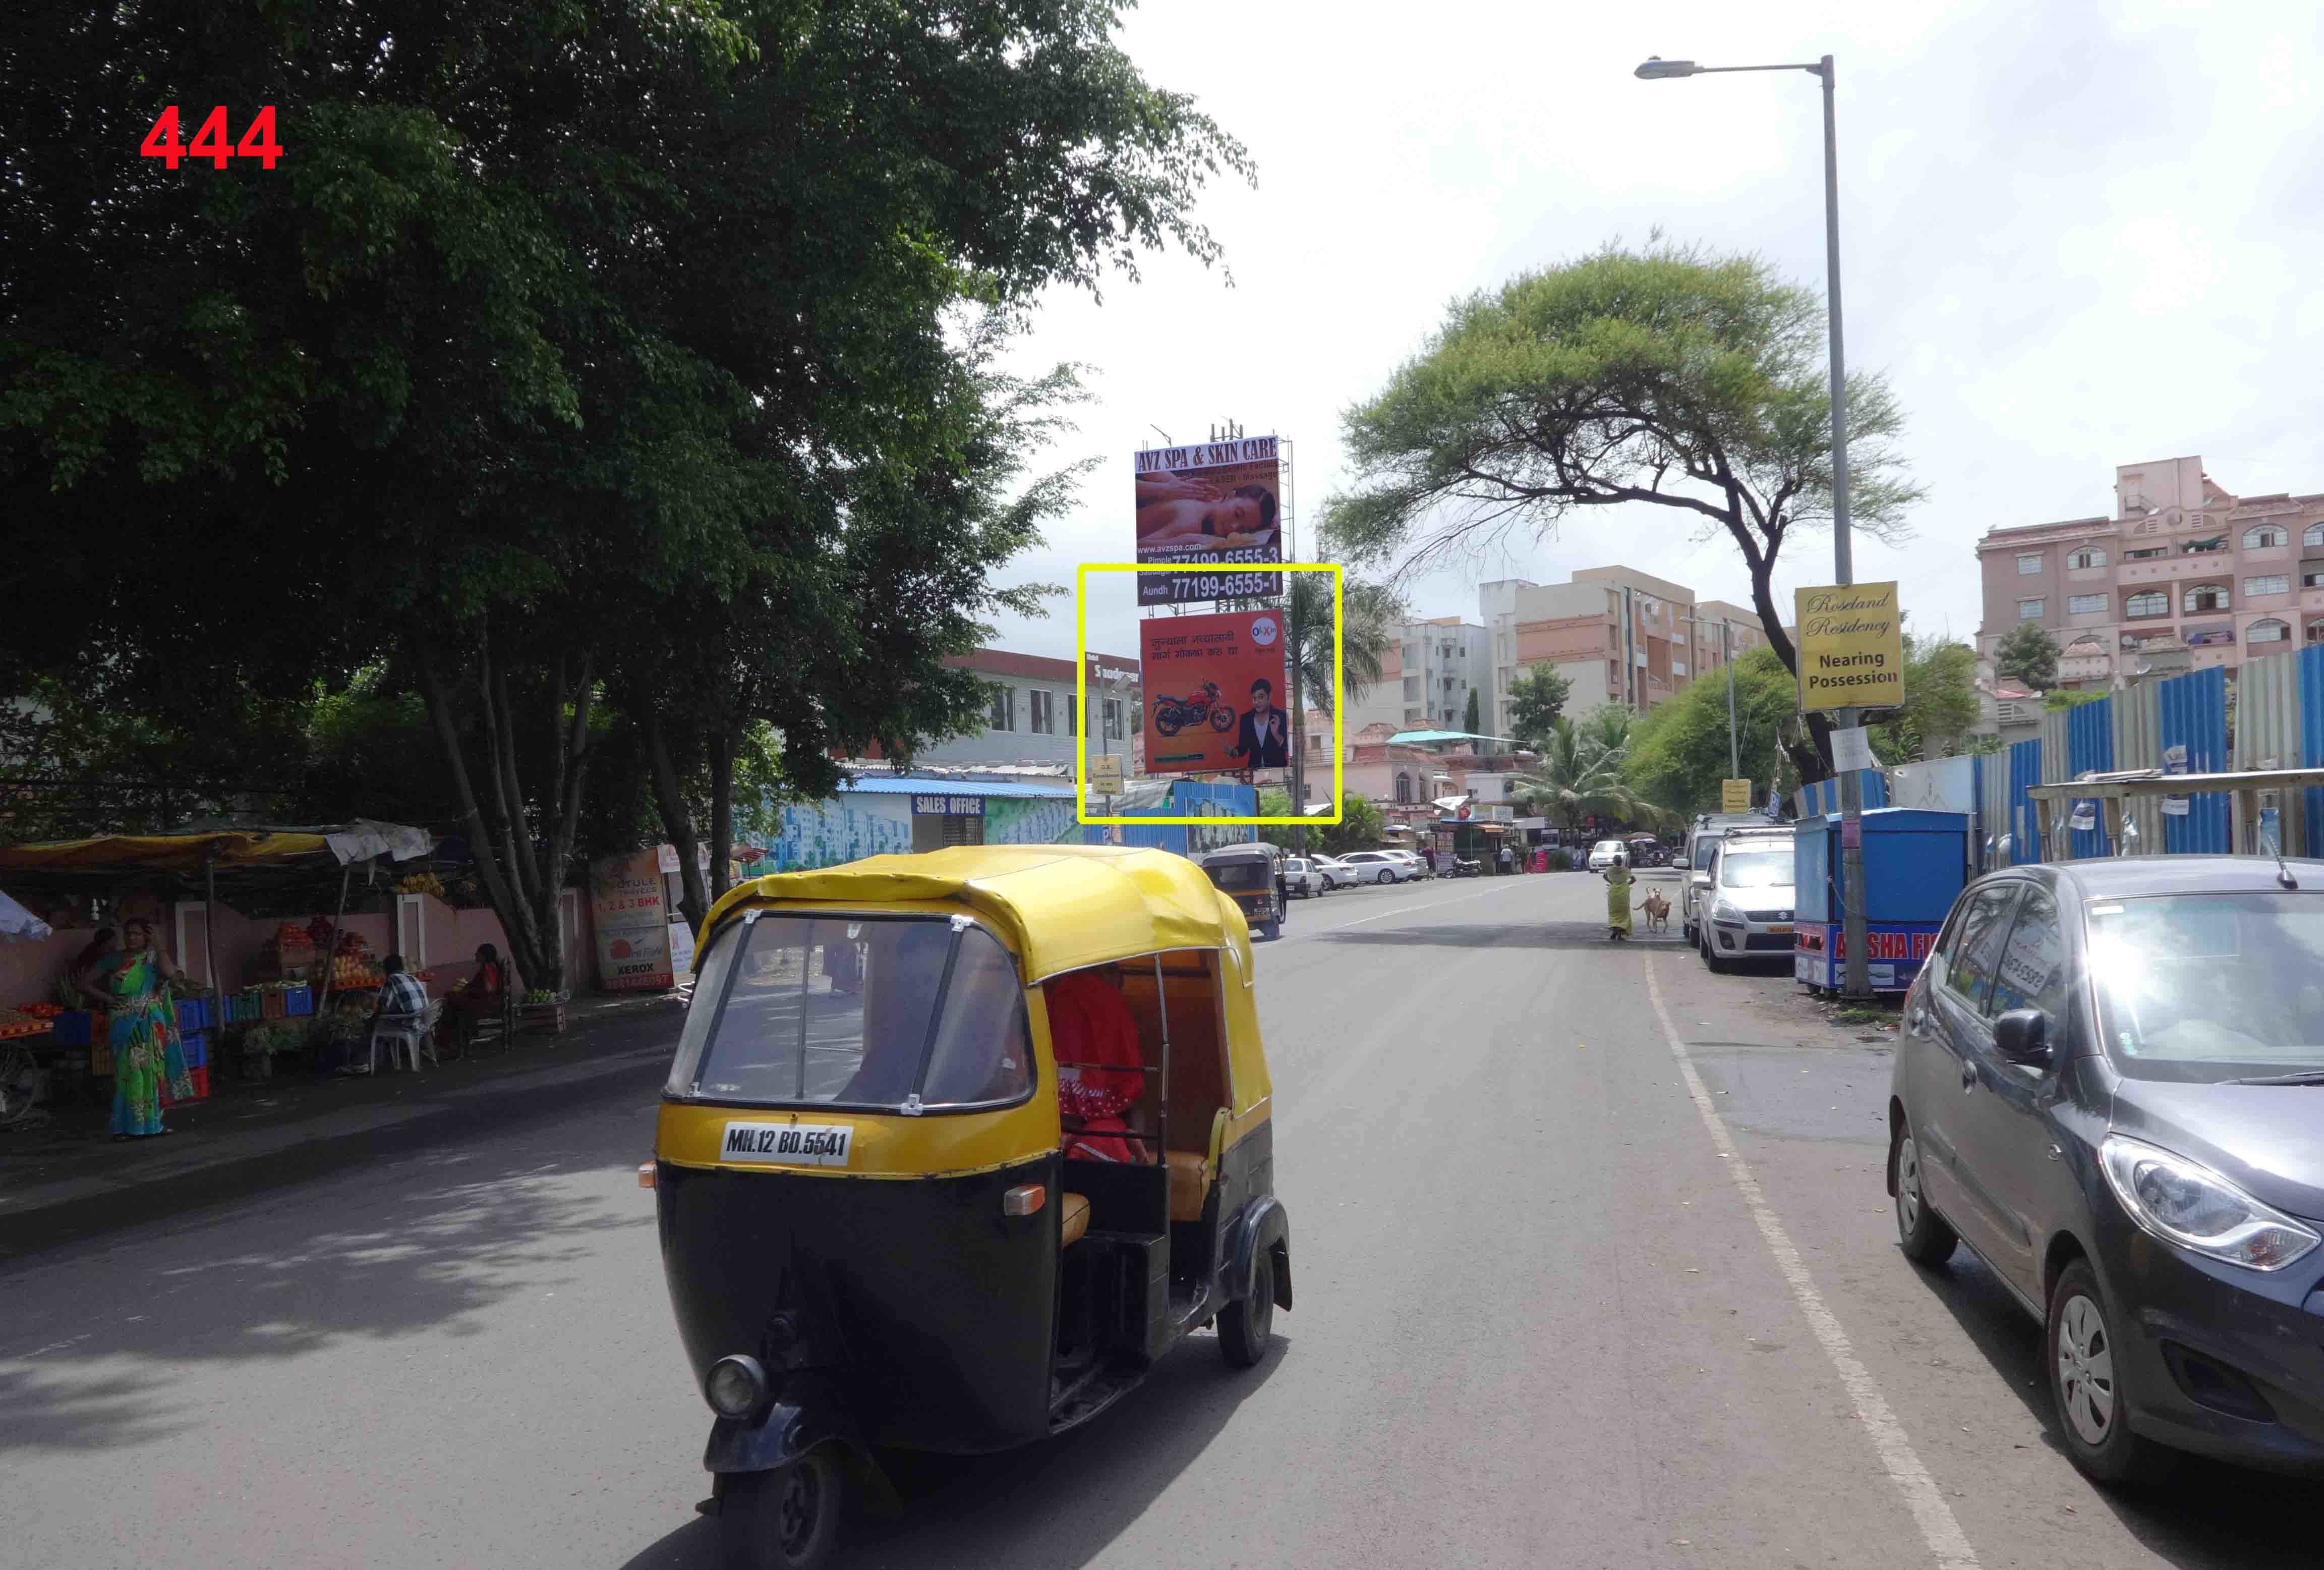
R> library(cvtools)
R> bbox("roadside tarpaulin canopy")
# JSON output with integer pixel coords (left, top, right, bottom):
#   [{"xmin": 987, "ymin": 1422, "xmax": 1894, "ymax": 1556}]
[
  {"xmin": 0, "ymin": 831, "xmax": 332, "ymax": 877},
  {"xmin": 1, "ymin": 887, "xmax": 52, "ymax": 941},
  {"xmin": 0, "ymin": 821, "xmax": 436, "ymax": 880}
]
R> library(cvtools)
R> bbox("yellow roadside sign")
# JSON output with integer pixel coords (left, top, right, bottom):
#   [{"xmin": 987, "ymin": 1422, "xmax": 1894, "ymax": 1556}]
[
  {"xmin": 1089, "ymin": 753, "xmax": 1124, "ymax": 794},
  {"xmin": 1720, "ymin": 778, "xmax": 1753, "ymax": 813},
  {"xmin": 1794, "ymin": 582, "xmax": 1903, "ymax": 711}
]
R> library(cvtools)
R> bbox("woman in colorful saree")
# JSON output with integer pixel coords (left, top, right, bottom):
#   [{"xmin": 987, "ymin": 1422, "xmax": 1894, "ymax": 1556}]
[{"xmin": 83, "ymin": 917, "xmax": 196, "ymax": 1140}]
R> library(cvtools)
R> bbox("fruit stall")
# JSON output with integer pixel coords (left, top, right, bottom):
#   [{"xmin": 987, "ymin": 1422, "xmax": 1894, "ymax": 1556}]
[{"xmin": 0, "ymin": 824, "xmax": 515, "ymax": 1122}]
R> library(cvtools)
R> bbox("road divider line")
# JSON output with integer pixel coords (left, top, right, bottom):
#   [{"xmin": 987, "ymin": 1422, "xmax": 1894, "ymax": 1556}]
[
  {"xmin": 1642, "ymin": 952, "xmax": 1980, "ymax": 1570},
  {"xmin": 1281, "ymin": 877, "xmax": 1532, "ymax": 940}
]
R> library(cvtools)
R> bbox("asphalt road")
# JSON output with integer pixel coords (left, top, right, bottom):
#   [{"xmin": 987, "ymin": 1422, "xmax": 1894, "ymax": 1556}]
[{"xmin": 3, "ymin": 870, "xmax": 2315, "ymax": 1568}]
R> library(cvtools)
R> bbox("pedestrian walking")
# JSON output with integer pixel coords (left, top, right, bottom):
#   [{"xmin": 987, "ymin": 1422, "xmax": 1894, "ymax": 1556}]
[{"xmin": 1602, "ymin": 853, "xmax": 1636, "ymax": 941}]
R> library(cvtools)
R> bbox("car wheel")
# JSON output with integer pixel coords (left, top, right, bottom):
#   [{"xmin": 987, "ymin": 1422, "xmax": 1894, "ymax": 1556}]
[
  {"xmin": 1890, "ymin": 1119, "xmax": 1958, "ymax": 1266},
  {"xmin": 1219, "ymin": 1244, "xmax": 1277, "ymax": 1369},
  {"xmin": 1681, "ymin": 922, "xmax": 1696, "ymax": 946},
  {"xmin": 2046, "ymin": 1259, "xmax": 2176, "ymax": 1487},
  {"xmin": 721, "ymin": 1450, "xmax": 844, "ymax": 1570},
  {"xmin": 1261, "ymin": 892, "xmax": 1283, "ymax": 941},
  {"xmin": 1700, "ymin": 930, "xmax": 1730, "ymax": 974}
]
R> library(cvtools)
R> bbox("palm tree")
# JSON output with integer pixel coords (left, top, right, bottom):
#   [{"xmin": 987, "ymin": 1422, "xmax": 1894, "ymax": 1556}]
[
  {"xmin": 1514, "ymin": 715, "xmax": 1662, "ymax": 838},
  {"xmin": 1285, "ymin": 572, "xmax": 1399, "ymax": 840}
]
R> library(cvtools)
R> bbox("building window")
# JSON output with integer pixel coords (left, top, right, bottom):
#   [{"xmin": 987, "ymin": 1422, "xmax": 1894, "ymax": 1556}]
[
  {"xmin": 1394, "ymin": 773, "xmax": 1413, "ymax": 804},
  {"xmin": 2016, "ymin": 553, "xmax": 2043, "ymax": 575},
  {"xmin": 1066, "ymin": 694, "xmax": 1078, "ymax": 736},
  {"xmin": 987, "ymin": 684, "xmax": 1015, "ymax": 732},
  {"xmin": 2067, "ymin": 594, "xmax": 2108, "ymax": 615},
  {"xmin": 2183, "ymin": 536, "xmax": 2226, "ymax": 554},
  {"xmin": 1307, "ymin": 731, "xmax": 1322, "ymax": 754},
  {"xmin": 1672, "ymin": 661, "xmax": 1688, "ymax": 678},
  {"xmin": 2248, "ymin": 619, "xmax": 2291, "ymax": 644},
  {"xmin": 2184, "ymin": 583, "xmax": 2228, "ymax": 613},
  {"xmin": 2016, "ymin": 598, "xmax": 2045, "ymax": 620},
  {"xmin": 2304, "ymin": 569, "xmax": 2324, "ymax": 589},
  {"xmin": 1101, "ymin": 698, "xmax": 1124, "ymax": 741},
  {"xmin": 2125, "ymin": 546, "xmax": 2167, "ymax": 560},
  {"xmin": 2306, "ymin": 523, "xmax": 2324, "ymax": 547},
  {"xmin": 1403, "ymin": 676, "xmax": 1421, "ymax": 701},
  {"xmin": 2068, "ymin": 547, "xmax": 2108, "ymax": 569},
  {"xmin": 1028, "ymin": 690, "xmax": 1053, "ymax": 734},
  {"xmin": 2244, "ymin": 574, "xmax": 2291, "ymax": 597},
  {"xmin": 2125, "ymin": 590, "xmax": 2168, "ymax": 618},
  {"xmin": 2308, "ymin": 621, "xmax": 2324, "ymax": 645},
  {"xmin": 2245, "ymin": 525, "xmax": 2289, "ymax": 549}
]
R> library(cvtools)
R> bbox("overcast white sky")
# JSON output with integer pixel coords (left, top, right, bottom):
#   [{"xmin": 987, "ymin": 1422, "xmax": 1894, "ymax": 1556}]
[{"xmin": 980, "ymin": 0, "xmax": 2324, "ymax": 664}]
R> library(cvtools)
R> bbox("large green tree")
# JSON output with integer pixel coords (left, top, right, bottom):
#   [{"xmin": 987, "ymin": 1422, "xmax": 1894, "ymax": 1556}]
[
  {"xmin": 1505, "ymin": 662, "xmax": 1573, "ymax": 748},
  {"xmin": 1318, "ymin": 238, "xmax": 1924, "ymax": 783},
  {"xmin": 3, "ymin": 0, "xmax": 1251, "ymax": 978},
  {"xmin": 1993, "ymin": 623, "xmax": 2061, "ymax": 691},
  {"xmin": 1869, "ymin": 632, "xmax": 1981, "ymax": 763},
  {"xmin": 1621, "ymin": 647, "xmax": 1800, "ymax": 817}
]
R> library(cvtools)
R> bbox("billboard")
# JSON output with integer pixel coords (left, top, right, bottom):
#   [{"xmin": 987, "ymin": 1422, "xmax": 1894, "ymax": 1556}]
[
  {"xmin": 1794, "ymin": 581, "xmax": 1903, "ymax": 711},
  {"xmin": 1133, "ymin": 435, "xmax": 1284, "ymax": 605},
  {"xmin": 591, "ymin": 848, "xmax": 674, "ymax": 990},
  {"xmin": 1139, "ymin": 607, "xmax": 1291, "ymax": 775}
]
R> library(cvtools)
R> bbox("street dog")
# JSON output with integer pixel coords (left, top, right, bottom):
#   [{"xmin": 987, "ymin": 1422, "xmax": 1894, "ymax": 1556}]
[{"xmin": 1642, "ymin": 890, "xmax": 1670, "ymax": 933}]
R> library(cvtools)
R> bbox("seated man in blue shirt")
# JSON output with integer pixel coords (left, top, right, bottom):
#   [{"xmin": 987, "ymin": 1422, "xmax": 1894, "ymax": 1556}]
[{"xmin": 366, "ymin": 954, "xmax": 430, "ymax": 1065}]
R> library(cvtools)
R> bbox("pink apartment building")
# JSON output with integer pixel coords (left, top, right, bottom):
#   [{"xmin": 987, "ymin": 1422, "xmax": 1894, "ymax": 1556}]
[{"xmin": 1976, "ymin": 456, "xmax": 2324, "ymax": 687}]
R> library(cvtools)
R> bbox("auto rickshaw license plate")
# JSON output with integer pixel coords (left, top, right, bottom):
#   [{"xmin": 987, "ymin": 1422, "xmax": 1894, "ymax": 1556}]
[{"xmin": 720, "ymin": 1122, "xmax": 854, "ymax": 1167}]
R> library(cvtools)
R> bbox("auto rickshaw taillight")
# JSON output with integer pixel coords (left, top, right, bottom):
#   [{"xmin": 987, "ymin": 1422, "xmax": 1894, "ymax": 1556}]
[
  {"xmin": 1003, "ymin": 1183, "xmax": 1047, "ymax": 1216},
  {"xmin": 637, "ymin": 1161, "xmax": 656, "ymax": 1189}
]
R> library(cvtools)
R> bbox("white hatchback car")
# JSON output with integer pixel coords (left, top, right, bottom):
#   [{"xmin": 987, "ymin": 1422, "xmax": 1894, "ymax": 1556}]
[
  {"xmin": 1586, "ymin": 838, "xmax": 1629, "ymax": 871},
  {"xmin": 1331, "ymin": 851, "xmax": 1409, "ymax": 885}
]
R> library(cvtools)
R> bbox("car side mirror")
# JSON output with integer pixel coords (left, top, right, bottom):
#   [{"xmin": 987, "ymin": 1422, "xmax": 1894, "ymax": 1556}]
[
  {"xmin": 1993, "ymin": 1008, "xmax": 2053, "ymax": 1069},
  {"xmin": 1689, "ymin": 870, "xmax": 1710, "ymax": 885}
]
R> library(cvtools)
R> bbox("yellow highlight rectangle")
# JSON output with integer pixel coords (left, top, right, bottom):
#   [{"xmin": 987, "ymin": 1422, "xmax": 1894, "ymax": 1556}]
[{"xmin": 1077, "ymin": 564, "xmax": 1343, "ymax": 826}]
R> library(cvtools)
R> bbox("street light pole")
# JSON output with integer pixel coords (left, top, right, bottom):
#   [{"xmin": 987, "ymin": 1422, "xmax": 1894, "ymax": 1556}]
[
  {"xmin": 1636, "ymin": 49, "xmax": 1869, "ymax": 997},
  {"xmin": 1724, "ymin": 619, "xmax": 1739, "ymax": 779}
]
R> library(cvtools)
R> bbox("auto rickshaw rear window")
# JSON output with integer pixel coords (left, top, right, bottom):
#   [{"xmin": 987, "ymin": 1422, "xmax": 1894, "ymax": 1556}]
[
  {"xmin": 1205, "ymin": 859, "xmax": 1269, "ymax": 891},
  {"xmin": 665, "ymin": 915, "xmax": 1032, "ymax": 1110}
]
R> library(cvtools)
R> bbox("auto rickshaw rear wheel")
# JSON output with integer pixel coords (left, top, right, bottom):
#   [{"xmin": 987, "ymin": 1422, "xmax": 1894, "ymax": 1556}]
[
  {"xmin": 721, "ymin": 1449, "xmax": 844, "ymax": 1570},
  {"xmin": 1219, "ymin": 1246, "xmax": 1276, "ymax": 1368}
]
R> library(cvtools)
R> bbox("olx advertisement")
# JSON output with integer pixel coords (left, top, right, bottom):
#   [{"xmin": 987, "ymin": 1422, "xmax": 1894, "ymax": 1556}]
[{"xmin": 1139, "ymin": 608, "xmax": 1290, "ymax": 775}]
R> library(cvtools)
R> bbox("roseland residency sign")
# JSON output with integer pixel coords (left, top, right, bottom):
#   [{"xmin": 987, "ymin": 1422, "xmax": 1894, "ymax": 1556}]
[
  {"xmin": 1794, "ymin": 581, "xmax": 1904, "ymax": 711},
  {"xmin": 1139, "ymin": 607, "xmax": 1290, "ymax": 775}
]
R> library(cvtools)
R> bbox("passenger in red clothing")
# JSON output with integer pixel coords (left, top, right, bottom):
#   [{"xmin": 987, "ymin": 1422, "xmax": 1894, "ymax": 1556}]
[{"xmin": 1046, "ymin": 969, "xmax": 1148, "ymax": 1164}]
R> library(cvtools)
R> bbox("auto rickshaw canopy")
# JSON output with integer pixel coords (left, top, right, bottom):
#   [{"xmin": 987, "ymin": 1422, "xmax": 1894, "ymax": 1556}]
[{"xmin": 699, "ymin": 844, "xmax": 1254, "ymax": 986}]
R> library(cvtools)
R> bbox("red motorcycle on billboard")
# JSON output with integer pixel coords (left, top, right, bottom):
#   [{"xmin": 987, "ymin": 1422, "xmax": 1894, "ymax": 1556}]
[{"xmin": 1150, "ymin": 681, "xmax": 1238, "ymax": 738}]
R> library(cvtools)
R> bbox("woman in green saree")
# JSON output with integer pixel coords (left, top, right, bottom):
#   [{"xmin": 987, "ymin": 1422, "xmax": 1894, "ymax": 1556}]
[{"xmin": 82, "ymin": 917, "xmax": 196, "ymax": 1139}]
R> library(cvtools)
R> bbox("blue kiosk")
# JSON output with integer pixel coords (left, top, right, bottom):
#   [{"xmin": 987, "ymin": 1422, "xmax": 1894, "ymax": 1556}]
[{"xmin": 1794, "ymin": 808, "xmax": 1970, "ymax": 993}]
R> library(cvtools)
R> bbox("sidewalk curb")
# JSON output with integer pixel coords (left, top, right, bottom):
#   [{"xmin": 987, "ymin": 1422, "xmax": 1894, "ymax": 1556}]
[{"xmin": 0, "ymin": 1026, "xmax": 676, "ymax": 1265}]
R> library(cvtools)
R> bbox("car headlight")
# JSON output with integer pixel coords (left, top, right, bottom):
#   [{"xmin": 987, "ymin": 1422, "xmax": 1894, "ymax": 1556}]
[
  {"xmin": 1712, "ymin": 899, "xmax": 1744, "ymax": 926},
  {"xmin": 2099, "ymin": 1135, "xmax": 2321, "ymax": 1272},
  {"xmin": 705, "ymin": 1354, "xmax": 769, "ymax": 1419}
]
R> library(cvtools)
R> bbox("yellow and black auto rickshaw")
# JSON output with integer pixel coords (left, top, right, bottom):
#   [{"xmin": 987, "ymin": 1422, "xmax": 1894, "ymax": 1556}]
[
  {"xmin": 1196, "ymin": 839, "xmax": 1287, "ymax": 940},
  {"xmin": 646, "ymin": 845, "xmax": 1292, "ymax": 1569}
]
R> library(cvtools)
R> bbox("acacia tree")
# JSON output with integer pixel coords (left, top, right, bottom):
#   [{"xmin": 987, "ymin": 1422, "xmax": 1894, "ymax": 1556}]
[{"xmin": 1319, "ymin": 239, "xmax": 1924, "ymax": 782}]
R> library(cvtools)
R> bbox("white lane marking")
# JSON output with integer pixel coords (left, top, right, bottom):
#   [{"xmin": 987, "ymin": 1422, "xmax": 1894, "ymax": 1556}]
[
  {"xmin": 1642, "ymin": 952, "xmax": 1980, "ymax": 1570},
  {"xmin": 1281, "ymin": 878, "xmax": 1532, "ymax": 940}
]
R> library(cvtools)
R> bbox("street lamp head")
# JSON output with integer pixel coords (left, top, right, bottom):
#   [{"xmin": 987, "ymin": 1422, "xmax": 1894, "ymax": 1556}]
[{"xmin": 1635, "ymin": 57, "xmax": 1699, "ymax": 79}]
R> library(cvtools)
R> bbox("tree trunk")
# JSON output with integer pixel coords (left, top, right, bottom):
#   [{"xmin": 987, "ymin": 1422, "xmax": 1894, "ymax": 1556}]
[
  {"xmin": 412, "ymin": 633, "xmax": 568, "ymax": 993},
  {"xmin": 641, "ymin": 706, "xmax": 711, "ymax": 935},
  {"xmin": 1745, "ymin": 553, "xmax": 1835, "ymax": 786},
  {"xmin": 708, "ymin": 725, "xmax": 735, "ymax": 902}
]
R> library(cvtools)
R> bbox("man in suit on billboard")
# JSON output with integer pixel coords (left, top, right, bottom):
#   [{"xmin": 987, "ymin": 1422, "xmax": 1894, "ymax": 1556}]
[{"xmin": 1229, "ymin": 678, "xmax": 1289, "ymax": 768}]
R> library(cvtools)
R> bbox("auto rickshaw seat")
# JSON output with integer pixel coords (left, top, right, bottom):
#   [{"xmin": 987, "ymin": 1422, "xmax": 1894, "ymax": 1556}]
[
  {"xmin": 1059, "ymin": 1191, "xmax": 1091, "ymax": 1248},
  {"xmin": 1165, "ymin": 1151, "xmax": 1209, "ymax": 1222}
]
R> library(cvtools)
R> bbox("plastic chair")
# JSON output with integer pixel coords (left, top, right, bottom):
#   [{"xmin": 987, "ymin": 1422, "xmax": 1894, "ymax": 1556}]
[{"xmin": 372, "ymin": 999, "xmax": 445, "ymax": 1074}]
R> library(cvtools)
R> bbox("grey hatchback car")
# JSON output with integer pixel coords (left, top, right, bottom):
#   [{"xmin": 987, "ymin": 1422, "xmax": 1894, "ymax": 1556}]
[{"xmin": 1890, "ymin": 857, "xmax": 2324, "ymax": 1482}]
